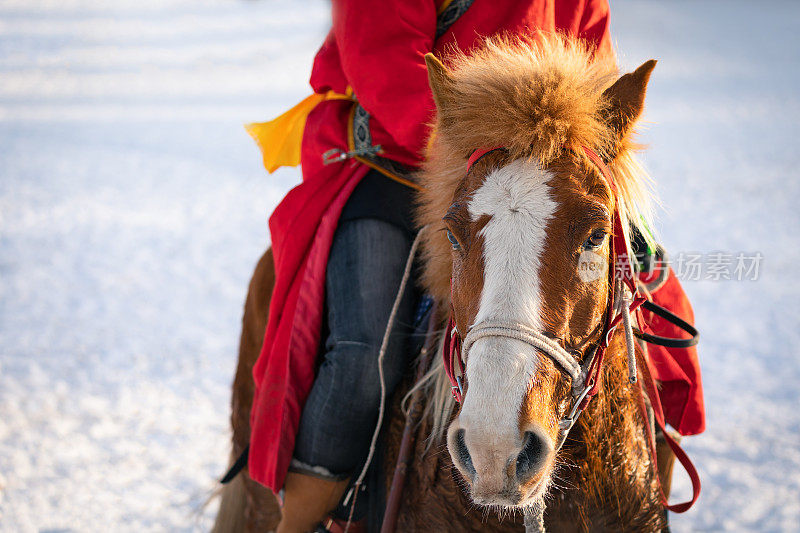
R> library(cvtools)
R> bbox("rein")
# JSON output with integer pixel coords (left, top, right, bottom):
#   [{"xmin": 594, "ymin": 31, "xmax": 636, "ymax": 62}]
[{"xmin": 442, "ymin": 145, "xmax": 701, "ymax": 513}]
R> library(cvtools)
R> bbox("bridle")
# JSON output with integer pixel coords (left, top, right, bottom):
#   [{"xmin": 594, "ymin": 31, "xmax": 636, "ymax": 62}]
[
  {"xmin": 458, "ymin": 320, "xmax": 600, "ymax": 450},
  {"xmin": 442, "ymin": 145, "xmax": 702, "ymax": 513},
  {"xmin": 443, "ymin": 145, "xmax": 643, "ymax": 443}
]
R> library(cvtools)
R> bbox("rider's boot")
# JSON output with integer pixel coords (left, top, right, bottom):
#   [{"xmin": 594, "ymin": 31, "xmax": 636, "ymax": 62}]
[{"xmin": 276, "ymin": 471, "xmax": 350, "ymax": 533}]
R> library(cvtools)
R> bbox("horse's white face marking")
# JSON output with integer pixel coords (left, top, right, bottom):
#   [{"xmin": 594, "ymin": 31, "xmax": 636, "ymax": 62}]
[{"xmin": 456, "ymin": 158, "xmax": 558, "ymax": 470}]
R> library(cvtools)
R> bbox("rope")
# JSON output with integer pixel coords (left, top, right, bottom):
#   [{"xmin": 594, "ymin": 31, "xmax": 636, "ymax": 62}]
[
  {"xmin": 462, "ymin": 322, "xmax": 582, "ymax": 382},
  {"xmin": 524, "ymin": 502, "xmax": 546, "ymax": 533},
  {"xmin": 343, "ymin": 226, "xmax": 427, "ymax": 533},
  {"xmin": 620, "ymin": 289, "xmax": 638, "ymax": 384}
]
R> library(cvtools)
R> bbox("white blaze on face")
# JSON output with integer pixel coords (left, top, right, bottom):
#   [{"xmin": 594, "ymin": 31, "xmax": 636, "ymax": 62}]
[{"xmin": 458, "ymin": 158, "xmax": 558, "ymax": 450}]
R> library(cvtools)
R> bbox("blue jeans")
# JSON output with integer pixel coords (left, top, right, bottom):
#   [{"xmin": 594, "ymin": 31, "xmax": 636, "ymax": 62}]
[{"xmin": 291, "ymin": 218, "xmax": 417, "ymax": 479}]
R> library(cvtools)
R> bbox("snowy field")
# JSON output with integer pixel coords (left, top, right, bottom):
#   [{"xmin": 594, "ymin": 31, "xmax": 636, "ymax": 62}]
[{"xmin": 0, "ymin": 0, "xmax": 797, "ymax": 531}]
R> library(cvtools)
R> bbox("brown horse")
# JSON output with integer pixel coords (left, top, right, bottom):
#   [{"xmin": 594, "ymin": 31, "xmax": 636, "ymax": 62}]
[{"xmin": 214, "ymin": 35, "xmax": 676, "ymax": 532}]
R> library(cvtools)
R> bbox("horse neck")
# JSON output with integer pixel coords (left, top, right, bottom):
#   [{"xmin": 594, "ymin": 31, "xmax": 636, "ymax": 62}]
[{"xmin": 552, "ymin": 333, "xmax": 665, "ymax": 530}]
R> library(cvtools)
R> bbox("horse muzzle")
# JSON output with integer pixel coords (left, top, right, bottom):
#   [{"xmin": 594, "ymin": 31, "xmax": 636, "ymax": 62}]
[{"xmin": 446, "ymin": 422, "xmax": 555, "ymax": 507}]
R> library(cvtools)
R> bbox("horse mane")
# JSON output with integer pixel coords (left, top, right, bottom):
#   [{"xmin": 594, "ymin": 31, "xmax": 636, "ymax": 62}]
[{"xmin": 410, "ymin": 33, "xmax": 658, "ymax": 442}]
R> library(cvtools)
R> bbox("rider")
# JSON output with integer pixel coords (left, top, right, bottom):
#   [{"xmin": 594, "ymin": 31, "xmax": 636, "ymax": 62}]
[{"xmin": 246, "ymin": 1, "xmax": 613, "ymax": 531}]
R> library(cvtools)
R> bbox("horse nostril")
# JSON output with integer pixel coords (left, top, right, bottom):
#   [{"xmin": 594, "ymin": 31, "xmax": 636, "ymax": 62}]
[
  {"xmin": 516, "ymin": 430, "xmax": 546, "ymax": 482},
  {"xmin": 455, "ymin": 429, "xmax": 476, "ymax": 478}
]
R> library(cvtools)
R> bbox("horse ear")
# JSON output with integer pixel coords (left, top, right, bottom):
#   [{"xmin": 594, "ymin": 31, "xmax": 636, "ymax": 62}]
[
  {"xmin": 425, "ymin": 53, "xmax": 455, "ymax": 112},
  {"xmin": 601, "ymin": 59, "xmax": 657, "ymax": 153}
]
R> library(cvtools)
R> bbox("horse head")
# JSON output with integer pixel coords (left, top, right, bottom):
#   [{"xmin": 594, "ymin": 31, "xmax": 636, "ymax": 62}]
[{"xmin": 417, "ymin": 36, "xmax": 657, "ymax": 510}]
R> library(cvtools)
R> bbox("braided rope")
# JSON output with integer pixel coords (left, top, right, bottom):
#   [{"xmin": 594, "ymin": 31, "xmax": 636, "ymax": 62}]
[
  {"xmin": 620, "ymin": 290, "xmax": 638, "ymax": 384},
  {"xmin": 524, "ymin": 502, "xmax": 546, "ymax": 533},
  {"xmin": 462, "ymin": 322, "xmax": 582, "ymax": 382}
]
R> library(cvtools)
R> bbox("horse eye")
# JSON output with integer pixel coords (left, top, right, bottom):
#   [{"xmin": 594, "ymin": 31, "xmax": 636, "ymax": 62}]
[
  {"xmin": 583, "ymin": 229, "xmax": 607, "ymax": 250},
  {"xmin": 446, "ymin": 229, "xmax": 461, "ymax": 251}
]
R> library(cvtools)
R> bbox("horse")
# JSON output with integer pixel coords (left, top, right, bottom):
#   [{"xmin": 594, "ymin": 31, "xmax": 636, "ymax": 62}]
[{"xmin": 213, "ymin": 35, "xmax": 678, "ymax": 532}]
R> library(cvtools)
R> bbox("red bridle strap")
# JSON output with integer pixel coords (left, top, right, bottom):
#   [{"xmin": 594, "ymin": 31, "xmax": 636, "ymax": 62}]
[
  {"xmin": 467, "ymin": 146, "xmax": 505, "ymax": 172},
  {"xmin": 443, "ymin": 317, "xmax": 463, "ymax": 402}
]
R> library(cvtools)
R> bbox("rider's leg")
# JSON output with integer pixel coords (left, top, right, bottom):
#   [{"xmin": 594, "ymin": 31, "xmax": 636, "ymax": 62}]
[{"xmin": 277, "ymin": 217, "xmax": 416, "ymax": 532}]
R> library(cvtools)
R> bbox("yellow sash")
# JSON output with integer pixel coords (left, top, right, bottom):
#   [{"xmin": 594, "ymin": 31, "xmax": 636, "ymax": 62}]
[{"xmin": 246, "ymin": 90, "xmax": 353, "ymax": 173}]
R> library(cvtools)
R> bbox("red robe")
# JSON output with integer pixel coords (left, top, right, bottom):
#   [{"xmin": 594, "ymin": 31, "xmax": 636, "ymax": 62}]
[{"xmin": 248, "ymin": 0, "xmax": 702, "ymax": 493}]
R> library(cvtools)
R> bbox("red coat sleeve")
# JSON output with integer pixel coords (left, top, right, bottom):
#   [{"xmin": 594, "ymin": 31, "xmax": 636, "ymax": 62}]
[
  {"xmin": 332, "ymin": 0, "xmax": 438, "ymax": 161},
  {"xmin": 579, "ymin": 0, "xmax": 612, "ymax": 57}
]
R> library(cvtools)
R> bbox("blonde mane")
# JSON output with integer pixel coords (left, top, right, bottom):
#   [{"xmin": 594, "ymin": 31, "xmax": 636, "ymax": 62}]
[{"xmin": 410, "ymin": 34, "xmax": 658, "ymax": 442}]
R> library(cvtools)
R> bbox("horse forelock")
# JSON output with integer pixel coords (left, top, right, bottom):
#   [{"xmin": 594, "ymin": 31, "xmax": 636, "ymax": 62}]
[{"xmin": 437, "ymin": 33, "xmax": 617, "ymax": 163}]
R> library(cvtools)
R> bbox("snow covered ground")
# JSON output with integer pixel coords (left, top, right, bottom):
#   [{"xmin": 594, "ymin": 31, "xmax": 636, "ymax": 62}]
[{"xmin": 0, "ymin": 0, "xmax": 797, "ymax": 531}]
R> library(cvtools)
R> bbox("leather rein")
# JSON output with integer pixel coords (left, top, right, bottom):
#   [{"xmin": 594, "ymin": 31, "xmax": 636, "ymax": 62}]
[{"xmin": 441, "ymin": 145, "xmax": 702, "ymax": 513}]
